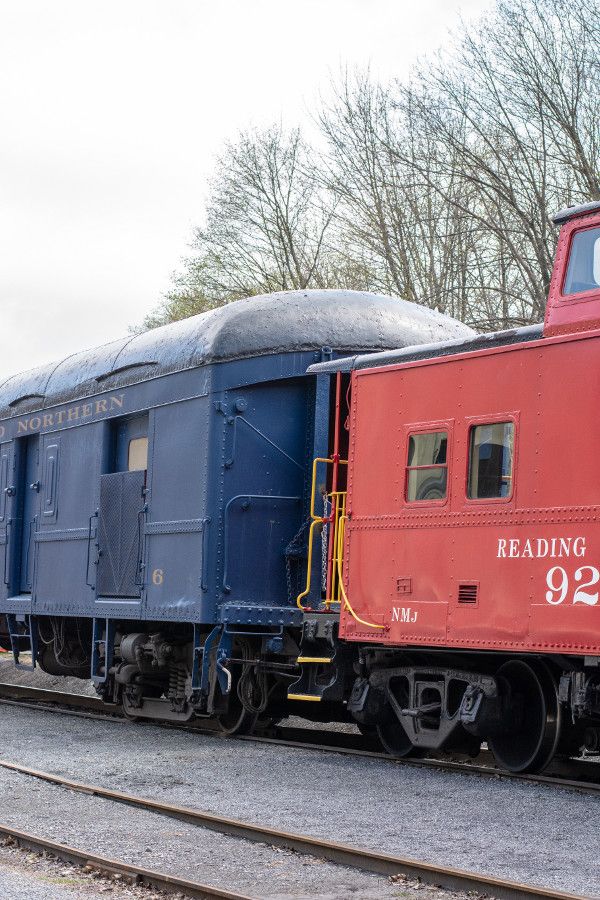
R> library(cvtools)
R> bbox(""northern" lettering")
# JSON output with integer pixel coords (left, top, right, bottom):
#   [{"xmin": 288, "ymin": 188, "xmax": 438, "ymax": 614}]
[{"xmin": 13, "ymin": 394, "xmax": 125, "ymax": 434}]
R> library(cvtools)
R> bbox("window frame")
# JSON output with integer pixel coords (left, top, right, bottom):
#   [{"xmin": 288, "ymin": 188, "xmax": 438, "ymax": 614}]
[
  {"xmin": 402, "ymin": 420, "xmax": 453, "ymax": 508},
  {"xmin": 464, "ymin": 413, "xmax": 518, "ymax": 506},
  {"xmin": 560, "ymin": 223, "xmax": 600, "ymax": 304}
]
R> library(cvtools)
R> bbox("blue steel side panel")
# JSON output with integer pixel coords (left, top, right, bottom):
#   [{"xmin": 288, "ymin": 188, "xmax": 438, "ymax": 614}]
[
  {"xmin": 212, "ymin": 376, "xmax": 311, "ymax": 624},
  {"xmin": 0, "ymin": 368, "xmax": 211, "ymax": 622},
  {"xmin": 0, "ymin": 442, "xmax": 16, "ymax": 608},
  {"xmin": 0, "ymin": 350, "xmax": 330, "ymax": 626},
  {"xmin": 0, "ymin": 443, "xmax": 9, "ymax": 606}
]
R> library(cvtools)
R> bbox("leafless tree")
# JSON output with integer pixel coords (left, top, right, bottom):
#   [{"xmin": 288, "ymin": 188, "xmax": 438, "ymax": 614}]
[
  {"xmin": 144, "ymin": 125, "xmax": 338, "ymax": 327},
  {"xmin": 148, "ymin": 0, "xmax": 599, "ymax": 331},
  {"xmin": 318, "ymin": 74, "xmax": 487, "ymax": 322},
  {"xmin": 392, "ymin": 0, "xmax": 599, "ymax": 326}
]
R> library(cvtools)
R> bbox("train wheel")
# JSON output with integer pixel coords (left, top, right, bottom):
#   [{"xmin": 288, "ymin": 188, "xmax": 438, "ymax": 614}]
[
  {"xmin": 216, "ymin": 706, "xmax": 257, "ymax": 736},
  {"xmin": 215, "ymin": 687, "xmax": 258, "ymax": 736},
  {"xmin": 489, "ymin": 660, "xmax": 561, "ymax": 774},
  {"xmin": 376, "ymin": 720, "xmax": 426, "ymax": 758},
  {"xmin": 357, "ymin": 723, "xmax": 378, "ymax": 738},
  {"xmin": 255, "ymin": 715, "xmax": 282, "ymax": 731}
]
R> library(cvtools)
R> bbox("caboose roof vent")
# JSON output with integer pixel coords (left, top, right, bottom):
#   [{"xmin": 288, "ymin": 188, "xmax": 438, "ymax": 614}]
[{"xmin": 552, "ymin": 201, "xmax": 600, "ymax": 226}]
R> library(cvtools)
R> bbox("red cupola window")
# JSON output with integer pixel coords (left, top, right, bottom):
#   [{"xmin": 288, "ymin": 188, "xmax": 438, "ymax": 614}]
[
  {"xmin": 562, "ymin": 226, "xmax": 600, "ymax": 297},
  {"xmin": 544, "ymin": 203, "xmax": 600, "ymax": 336}
]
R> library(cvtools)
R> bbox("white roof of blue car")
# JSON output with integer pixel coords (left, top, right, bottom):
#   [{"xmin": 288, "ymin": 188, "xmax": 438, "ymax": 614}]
[{"xmin": 0, "ymin": 289, "xmax": 474, "ymax": 417}]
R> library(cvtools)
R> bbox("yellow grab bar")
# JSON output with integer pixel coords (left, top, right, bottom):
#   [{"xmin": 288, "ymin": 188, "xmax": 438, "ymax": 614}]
[
  {"xmin": 296, "ymin": 457, "xmax": 347, "ymax": 611},
  {"xmin": 336, "ymin": 515, "xmax": 385, "ymax": 630}
]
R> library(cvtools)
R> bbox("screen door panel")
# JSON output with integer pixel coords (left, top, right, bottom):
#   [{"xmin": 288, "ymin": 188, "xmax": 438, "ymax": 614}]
[{"xmin": 97, "ymin": 470, "xmax": 145, "ymax": 597}]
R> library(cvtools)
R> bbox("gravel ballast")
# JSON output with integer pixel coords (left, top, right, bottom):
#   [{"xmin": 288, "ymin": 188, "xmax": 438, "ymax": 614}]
[
  {"xmin": 0, "ymin": 762, "xmax": 410, "ymax": 900},
  {"xmin": 0, "ymin": 685, "xmax": 597, "ymax": 897}
]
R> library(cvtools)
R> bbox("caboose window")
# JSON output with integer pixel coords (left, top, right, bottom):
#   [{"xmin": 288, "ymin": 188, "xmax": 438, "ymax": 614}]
[
  {"xmin": 563, "ymin": 226, "xmax": 600, "ymax": 296},
  {"xmin": 468, "ymin": 422, "xmax": 514, "ymax": 499},
  {"xmin": 405, "ymin": 431, "xmax": 448, "ymax": 502}
]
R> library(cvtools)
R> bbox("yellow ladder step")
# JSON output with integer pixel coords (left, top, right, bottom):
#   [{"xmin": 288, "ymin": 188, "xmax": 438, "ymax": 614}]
[
  {"xmin": 296, "ymin": 656, "xmax": 332, "ymax": 664},
  {"xmin": 287, "ymin": 693, "xmax": 322, "ymax": 702}
]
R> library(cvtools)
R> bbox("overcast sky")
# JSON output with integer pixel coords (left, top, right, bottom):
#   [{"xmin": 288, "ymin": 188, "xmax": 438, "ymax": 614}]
[{"xmin": 0, "ymin": 0, "xmax": 491, "ymax": 379}]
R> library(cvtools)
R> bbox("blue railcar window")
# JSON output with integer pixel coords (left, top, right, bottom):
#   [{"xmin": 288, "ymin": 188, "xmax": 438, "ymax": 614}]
[
  {"xmin": 563, "ymin": 226, "xmax": 600, "ymax": 296},
  {"xmin": 406, "ymin": 431, "xmax": 448, "ymax": 502},
  {"xmin": 128, "ymin": 437, "xmax": 148, "ymax": 472},
  {"xmin": 468, "ymin": 422, "xmax": 514, "ymax": 499}
]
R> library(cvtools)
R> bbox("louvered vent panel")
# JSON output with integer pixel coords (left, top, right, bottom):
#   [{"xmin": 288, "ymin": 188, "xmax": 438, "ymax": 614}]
[
  {"xmin": 97, "ymin": 470, "xmax": 145, "ymax": 598},
  {"xmin": 458, "ymin": 582, "xmax": 478, "ymax": 604}
]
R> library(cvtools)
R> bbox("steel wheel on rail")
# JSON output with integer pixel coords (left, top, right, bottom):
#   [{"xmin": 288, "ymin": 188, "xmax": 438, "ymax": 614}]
[
  {"xmin": 376, "ymin": 719, "xmax": 427, "ymax": 757},
  {"xmin": 213, "ymin": 638, "xmax": 264, "ymax": 736},
  {"xmin": 376, "ymin": 674, "xmax": 428, "ymax": 758},
  {"xmin": 213, "ymin": 673, "xmax": 259, "ymax": 735},
  {"xmin": 488, "ymin": 660, "xmax": 561, "ymax": 774},
  {"xmin": 216, "ymin": 699, "xmax": 258, "ymax": 736}
]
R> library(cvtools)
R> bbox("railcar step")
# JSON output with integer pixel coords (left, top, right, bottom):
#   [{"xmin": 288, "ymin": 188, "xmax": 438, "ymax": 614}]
[
  {"xmin": 296, "ymin": 656, "xmax": 332, "ymax": 664},
  {"xmin": 5, "ymin": 614, "xmax": 36, "ymax": 671},
  {"xmin": 287, "ymin": 693, "xmax": 323, "ymax": 702}
]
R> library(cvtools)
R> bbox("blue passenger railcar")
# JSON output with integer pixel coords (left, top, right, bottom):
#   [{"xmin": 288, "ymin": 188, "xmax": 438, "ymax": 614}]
[{"xmin": 0, "ymin": 290, "xmax": 472, "ymax": 730}]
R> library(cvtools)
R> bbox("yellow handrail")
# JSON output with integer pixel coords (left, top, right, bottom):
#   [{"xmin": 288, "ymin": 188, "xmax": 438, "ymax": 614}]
[
  {"xmin": 296, "ymin": 457, "xmax": 347, "ymax": 611},
  {"xmin": 336, "ymin": 515, "xmax": 385, "ymax": 630},
  {"xmin": 297, "ymin": 456, "xmax": 384, "ymax": 629},
  {"xmin": 296, "ymin": 517, "xmax": 323, "ymax": 609},
  {"xmin": 327, "ymin": 490, "xmax": 346, "ymax": 605}
]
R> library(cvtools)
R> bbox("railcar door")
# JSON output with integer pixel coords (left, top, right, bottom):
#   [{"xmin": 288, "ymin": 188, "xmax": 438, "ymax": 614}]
[
  {"xmin": 16, "ymin": 435, "xmax": 40, "ymax": 594},
  {"xmin": 0, "ymin": 441, "xmax": 13, "ymax": 597},
  {"xmin": 96, "ymin": 416, "xmax": 148, "ymax": 599}
]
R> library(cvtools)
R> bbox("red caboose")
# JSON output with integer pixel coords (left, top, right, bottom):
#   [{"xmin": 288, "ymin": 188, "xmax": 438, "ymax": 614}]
[{"xmin": 310, "ymin": 201, "xmax": 600, "ymax": 773}]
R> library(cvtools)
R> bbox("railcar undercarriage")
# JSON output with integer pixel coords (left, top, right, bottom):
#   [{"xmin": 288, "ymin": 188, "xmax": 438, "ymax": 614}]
[
  {"xmin": 0, "ymin": 614, "xmax": 9, "ymax": 651},
  {"xmin": 346, "ymin": 648, "xmax": 600, "ymax": 773},
  {"xmin": 7, "ymin": 614, "xmax": 600, "ymax": 773},
  {"xmin": 102, "ymin": 627, "xmax": 304, "ymax": 732},
  {"xmin": 36, "ymin": 616, "xmax": 92, "ymax": 679},
  {"xmin": 26, "ymin": 617, "xmax": 340, "ymax": 733}
]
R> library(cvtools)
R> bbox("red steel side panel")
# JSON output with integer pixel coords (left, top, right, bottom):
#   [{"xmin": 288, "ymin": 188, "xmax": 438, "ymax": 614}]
[{"xmin": 340, "ymin": 330, "xmax": 600, "ymax": 655}]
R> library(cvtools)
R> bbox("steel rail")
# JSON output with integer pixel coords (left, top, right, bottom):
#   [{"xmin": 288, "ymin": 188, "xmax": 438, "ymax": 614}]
[
  {"xmin": 0, "ymin": 821, "xmax": 253, "ymax": 899},
  {"xmin": 0, "ymin": 682, "xmax": 112, "ymax": 712},
  {"xmin": 2, "ymin": 681, "xmax": 600, "ymax": 794},
  {"xmin": 0, "ymin": 759, "xmax": 586, "ymax": 900},
  {"xmin": 238, "ymin": 731, "xmax": 600, "ymax": 794}
]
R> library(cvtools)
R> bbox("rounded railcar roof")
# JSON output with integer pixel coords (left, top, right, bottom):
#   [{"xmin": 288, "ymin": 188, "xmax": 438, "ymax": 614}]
[
  {"xmin": 552, "ymin": 200, "xmax": 600, "ymax": 225},
  {"xmin": 0, "ymin": 289, "xmax": 474, "ymax": 417}
]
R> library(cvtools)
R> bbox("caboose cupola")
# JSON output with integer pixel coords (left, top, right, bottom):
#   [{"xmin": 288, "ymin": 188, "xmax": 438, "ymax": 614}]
[{"xmin": 544, "ymin": 200, "xmax": 600, "ymax": 336}]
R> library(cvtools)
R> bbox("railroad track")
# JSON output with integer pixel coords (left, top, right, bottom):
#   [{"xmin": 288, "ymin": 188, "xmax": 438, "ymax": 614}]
[
  {"xmin": 0, "ymin": 757, "xmax": 589, "ymax": 900},
  {"xmin": 0, "ymin": 822, "xmax": 252, "ymax": 899},
  {"xmin": 1, "ymin": 680, "xmax": 600, "ymax": 794}
]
